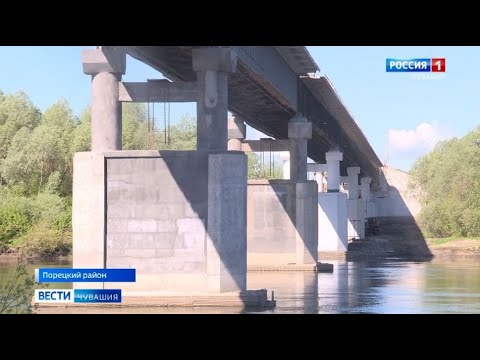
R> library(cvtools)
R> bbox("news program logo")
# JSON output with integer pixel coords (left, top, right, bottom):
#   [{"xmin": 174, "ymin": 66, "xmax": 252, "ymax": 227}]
[
  {"xmin": 34, "ymin": 289, "xmax": 122, "ymax": 303},
  {"xmin": 386, "ymin": 58, "xmax": 446, "ymax": 72}
]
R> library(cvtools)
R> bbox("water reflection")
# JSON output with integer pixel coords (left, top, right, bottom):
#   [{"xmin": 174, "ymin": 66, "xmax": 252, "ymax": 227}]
[{"xmin": 248, "ymin": 259, "xmax": 480, "ymax": 314}]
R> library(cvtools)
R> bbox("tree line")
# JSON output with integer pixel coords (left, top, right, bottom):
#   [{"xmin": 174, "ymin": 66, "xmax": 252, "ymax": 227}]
[
  {"xmin": 0, "ymin": 90, "xmax": 282, "ymax": 255},
  {"xmin": 410, "ymin": 126, "xmax": 480, "ymax": 238}
]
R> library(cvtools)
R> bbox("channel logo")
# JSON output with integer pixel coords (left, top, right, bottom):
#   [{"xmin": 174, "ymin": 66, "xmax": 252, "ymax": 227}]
[
  {"xmin": 386, "ymin": 58, "xmax": 446, "ymax": 72},
  {"xmin": 34, "ymin": 289, "xmax": 122, "ymax": 303}
]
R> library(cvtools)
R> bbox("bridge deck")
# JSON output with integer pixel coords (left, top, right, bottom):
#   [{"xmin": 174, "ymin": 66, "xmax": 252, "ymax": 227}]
[{"xmin": 125, "ymin": 46, "xmax": 382, "ymax": 183}]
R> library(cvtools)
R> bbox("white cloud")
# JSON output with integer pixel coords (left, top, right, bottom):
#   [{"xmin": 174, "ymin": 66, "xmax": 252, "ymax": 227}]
[{"xmin": 389, "ymin": 122, "xmax": 452, "ymax": 154}]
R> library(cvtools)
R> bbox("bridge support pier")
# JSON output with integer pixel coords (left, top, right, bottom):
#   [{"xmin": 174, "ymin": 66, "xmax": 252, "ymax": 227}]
[
  {"xmin": 318, "ymin": 150, "xmax": 348, "ymax": 253},
  {"xmin": 68, "ymin": 47, "xmax": 274, "ymax": 309},
  {"xmin": 289, "ymin": 117, "xmax": 318, "ymax": 265},
  {"xmin": 359, "ymin": 176, "xmax": 373, "ymax": 238},
  {"xmin": 236, "ymin": 117, "xmax": 320, "ymax": 269},
  {"xmin": 83, "ymin": 47, "xmax": 125, "ymax": 152},
  {"xmin": 227, "ymin": 115, "xmax": 246, "ymax": 151},
  {"xmin": 347, "ymin": 167, "xmax": 361, "ymax": 240},
  {"xmin": 289, "ymin": 116, "xmax": 311, "ymax": 182},
  {"xmin": 280, "ymin": 152, "xmax": 290, "ymax": 180}
]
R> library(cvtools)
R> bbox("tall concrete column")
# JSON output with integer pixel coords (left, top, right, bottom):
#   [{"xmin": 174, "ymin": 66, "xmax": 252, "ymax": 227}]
[
  {"xmin": 280, "ymin": 152, "xmax": 290, "ymax": 179},
  {"xmin": 193, "ymin": 48, "xmax": 237, "ymax": 152},
  {"xmin": 193, "ymin": 48, "xmax": 247, "ymax": 293},
  {"xmin": 288, "ymin": 116, "xmax": 312, "ymax": 181},
  {"xmin": 315, "ymin": 172, "xmax": 325, "ymax": 193},
  {"xmin": 228, "ymin": 115, "xmax": 246, "ymax": 151},
  {"xmin": 347, "ymin": 167, "xmax": 360, "ymax": 200},
  {"xmin": 357, "ymin": 176, "xmax": 372, "ymax": 239},
  {"xmin": 361, "ymin": 177, "xmax": 372, "ymax": 202},
  {"xmin": 325, "ymin": 150, "xmax": 343, "ymax": 192},
  {"xmin": 82, "ymin": 47, "xmax": 126, "ymax": 151},
  {"xmin": 347, "ymin": 167, "xmax": 361, "ymax": 240}
]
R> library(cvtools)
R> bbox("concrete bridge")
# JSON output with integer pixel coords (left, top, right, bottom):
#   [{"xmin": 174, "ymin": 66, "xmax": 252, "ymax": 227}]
[
  {"xmin": 125, "ymin": 46, "xmax": 382, "ymax": 179},
  {"xmin": 71, "ymin": 46, "xmax": 389, "ymax": 309}
]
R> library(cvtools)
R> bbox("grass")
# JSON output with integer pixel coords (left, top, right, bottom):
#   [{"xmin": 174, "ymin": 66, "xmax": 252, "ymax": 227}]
[{"xmin": 427, "ymin": 237, "xmax": 480, "ymax": 246}]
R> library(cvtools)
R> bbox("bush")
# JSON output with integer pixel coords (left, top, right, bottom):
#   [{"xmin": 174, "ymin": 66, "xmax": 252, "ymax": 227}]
[
  {"xmin": 0, "ymin": 256, "xmax": 36, "ymax": 314},
  {"xmin": 0, "ymin": 188, "xmax": 73, "ymax": 253},
  {"xmin": 21, "ymin": 226, "xmax": 72, "ymax": 259},
  {"xmin": 0, "ymin": 202, "xmax": 32, "ymax": 250}
]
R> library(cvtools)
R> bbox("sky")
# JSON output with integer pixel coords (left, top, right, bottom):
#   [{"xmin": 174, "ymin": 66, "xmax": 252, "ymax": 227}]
[{"xmin": 1, "ymin": 46, "xmax": 479, "ymax": 171}]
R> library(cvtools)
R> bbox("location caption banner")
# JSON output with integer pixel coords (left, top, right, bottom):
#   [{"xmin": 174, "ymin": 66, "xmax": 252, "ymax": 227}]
[{"xmin": 35, "ymin": 268, "xmax": 136, "ymax": 283}]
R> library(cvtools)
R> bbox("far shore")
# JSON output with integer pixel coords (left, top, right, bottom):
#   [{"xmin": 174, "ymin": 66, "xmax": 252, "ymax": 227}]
[
  {"xmin": 427, "ymin": 238, "xmax": 480, "ymax": 258},
  {"xmin": 1, "ymin": 238, "xmax": 480, "ymax": 264},
  {"xmin": 0, "ymin": 252, "xmax": 72, "ymax": 263}
]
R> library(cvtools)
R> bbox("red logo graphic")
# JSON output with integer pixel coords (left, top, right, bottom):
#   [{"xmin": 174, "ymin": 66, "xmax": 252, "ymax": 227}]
[{"xmin": 431, "ymin": 58, "xmax": 446, "ymax": 72}]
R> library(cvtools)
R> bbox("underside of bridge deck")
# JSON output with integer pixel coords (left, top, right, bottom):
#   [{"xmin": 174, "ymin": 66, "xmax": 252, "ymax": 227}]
[{"xmin": 125, "ymin": 46, "xmax": 382, "ymax": 183}]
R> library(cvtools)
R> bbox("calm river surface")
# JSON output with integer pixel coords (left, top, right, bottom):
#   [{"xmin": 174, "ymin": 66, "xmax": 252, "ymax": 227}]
[{"xmin": 1, "ymin": 259, "xmax": 480, "ymax": 314}]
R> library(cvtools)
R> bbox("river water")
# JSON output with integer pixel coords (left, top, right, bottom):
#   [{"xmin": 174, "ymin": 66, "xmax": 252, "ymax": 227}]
[{"xmin": 1, "ymin": 259, "xmax": 480, "ymax": 314}]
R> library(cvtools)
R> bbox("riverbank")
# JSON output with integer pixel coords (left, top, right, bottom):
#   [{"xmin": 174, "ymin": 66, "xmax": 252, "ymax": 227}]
[
  {"xmin": 347, "ymin": 234, "xmax": 480, "ymax": 261},
  {"xmin": 427, "ymin": 238, "xmax": 480, "ymax": 258},
  {"xmin": 0, "ymin": 251, "xmax": 72, "ymax": 263}
]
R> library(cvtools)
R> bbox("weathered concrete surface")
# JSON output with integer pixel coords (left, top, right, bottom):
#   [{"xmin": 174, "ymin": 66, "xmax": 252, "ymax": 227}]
[
  {"xmin": 72, "ymin": 152, "xmax": 106, "ymax": 290},
  {"xmin": 227, "ymin": 117, "xmax": 246, "ymax": 151},
  {"xmin": 227, "ymin": 116, "xmax": 246, "ymax": 140},
  {"xmin": 193, "ymin": 48, "xmax": 236, "ymax": 152},
  {"xmin": 288, "ymin": 117, "xmax": 311, "ymax": 182},
  {"xmin": 74, "ymin": 150, "xmax": 252, "ymax": 295},
  {"xmin": 347, "ymin": 199, "xmax": 361, "ymax": 240},
  {"xmin": 246, "ymin": 180, "xmax": 318, "ymax": 266},
  {"xmin": 207, "ymin": 152, "xmax": 247, "ymax": 292},
  {"xmin": 119, "ymin": 81, "xmax": 198, "ymax": 103},
  {"xmin": 91, "ymin": 72, "xmax": 122, "ymax": 151},
  {"xmin": 374, "ymin": 166, "xmax": 421, "ymax": 217},
  {"xmin": 83, "ymin": 48, "xmax": 125, "ymax": 152},
  {"xmin": 325, "ymin": 150, "xmax": 343, "ymax": 192},
  {"xmin": 346, "ymin": 167, "xmax": 360, "ymax": 200},
  {"xmin": 105, "ymin": 151, "xmax": 209, "ymax": 294},
  {"xmin": 295, "ymin": 182, "xmax": 318, "ymax": 264},
  {"xmin": 248, "ymin": 263, "xmax": 333, "ymax": 272},
  {"xmin": 318, "ymin": 192, "xmax": 348, "ymax": 252},
  {"xmin": 247, "ymin": 180, "xmax": 296, "ymax": 255},
  {"xmin": 82, "ymin": 47, "xmax": 126, "ymax": 75}
]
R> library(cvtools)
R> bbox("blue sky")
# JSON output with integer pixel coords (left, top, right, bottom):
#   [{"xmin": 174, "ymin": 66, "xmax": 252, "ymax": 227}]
[{"xmin": 1, "ymin": 46, "xmax": 478, "ymax": 171}]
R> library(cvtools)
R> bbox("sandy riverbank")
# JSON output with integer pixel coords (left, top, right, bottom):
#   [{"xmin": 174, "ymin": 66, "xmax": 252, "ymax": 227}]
[{"xmin": 427, "ymin": 238, "xmax": 480, "ymax": 258}]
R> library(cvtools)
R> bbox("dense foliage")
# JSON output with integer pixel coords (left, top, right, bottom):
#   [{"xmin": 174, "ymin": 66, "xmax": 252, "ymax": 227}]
[
  {"xmin": 0, "ymin": 90, "xmax": 283, "ymax": 255},
  {"xmin": 410, "ymin": 127, "xmax": 480, "ymax": 237}
]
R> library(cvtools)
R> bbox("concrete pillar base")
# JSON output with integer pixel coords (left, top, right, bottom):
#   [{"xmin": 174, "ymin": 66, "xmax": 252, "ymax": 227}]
[
  {"xmin": 247, "ymin": 262, "xmax": 333, "ymax": 273},
  {"xmin": 295, "ymin": 182, "xmax": 319, "ymax": 265},
  {"xmin": 207, "ymin": 152, "xmax": 248, "ymax": 292},
  {"xmin": 72, "ymin": 152, "xmax": 106, "ymax": 280},
  {"xmin": 347, "ymin": 198, "xmax": 361, "ymax": 240},
  {"xmin": 318, "ymin": 192, "xmax": 348, "ymax": 252}
]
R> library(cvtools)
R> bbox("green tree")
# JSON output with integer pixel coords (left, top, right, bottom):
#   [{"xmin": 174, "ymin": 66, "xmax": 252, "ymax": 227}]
[
  {"xmin": 156, "ymin": 115, "xmax": 197, "ymax": 150},
  {"xmin": 247, "ymin": 152, "xmax": 283, "ymax": 180},
  {"xmin": 71, "ymin": 107, "xmax": 92, "ymax": 153},
  {"xmin": 1, "ymin": 99, "xmax": 75, "ymax": 196},
  {"xmin": 0, "ymin": 91, "xmax": 41, "ymax": 183},
  {"xmin": 122, "ymin": 103, "xmax": 148, "ymax": 150},
  {"xmin": 410, "ymin": 126, "xmax": 480, "ymax": 237}
]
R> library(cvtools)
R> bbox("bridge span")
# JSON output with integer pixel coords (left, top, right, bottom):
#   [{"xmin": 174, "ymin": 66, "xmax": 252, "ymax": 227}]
[
  {"xmin": 126, "ymin": 46, "xmax": 382, "ymax": 182},
  {"xmin": 64, "ymin": 46, "xmax": 387, "ymax": 310}
]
